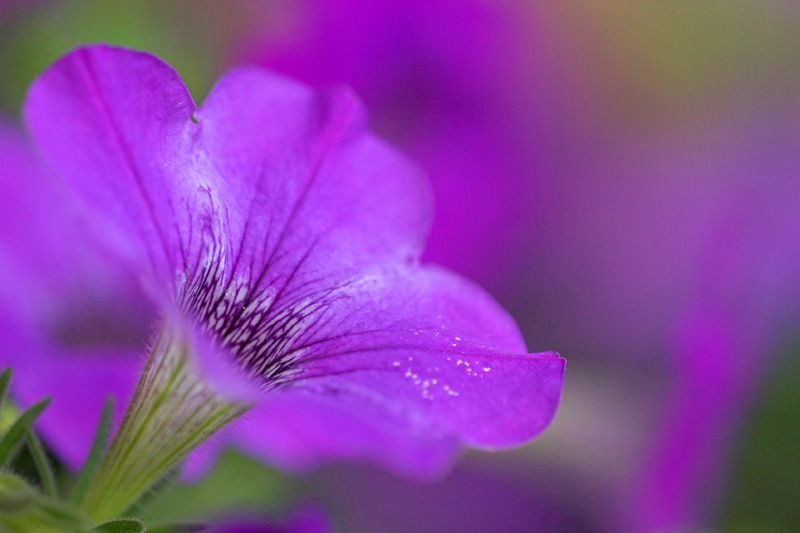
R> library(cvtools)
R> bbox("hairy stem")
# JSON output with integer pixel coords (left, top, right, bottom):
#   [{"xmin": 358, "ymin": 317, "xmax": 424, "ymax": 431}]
[{"xmin": 79, "ymin": 324, "xmax": 249, "ymax": 524}]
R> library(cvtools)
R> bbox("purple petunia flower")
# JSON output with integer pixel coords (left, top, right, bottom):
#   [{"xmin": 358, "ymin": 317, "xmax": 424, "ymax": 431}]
[{"xmin": 18, "ymin": 44, "xmax": 563, "ymax": 517}]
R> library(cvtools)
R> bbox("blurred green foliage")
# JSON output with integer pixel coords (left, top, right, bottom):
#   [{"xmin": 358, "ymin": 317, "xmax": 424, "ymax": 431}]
[
  {"xmin": 142, "ymin": 450, "xmax": 295, "ymax": 524},
  {"xmin": 0, "ymin": 0, "xmax": 261, "ymax": 117},
  {"xmin": 559, "ymin": 0, "xmax": 800, "ymax": 123},
  {"xmin": 720, "ymin": 341, "xmax": 800, "ymax": 533}
]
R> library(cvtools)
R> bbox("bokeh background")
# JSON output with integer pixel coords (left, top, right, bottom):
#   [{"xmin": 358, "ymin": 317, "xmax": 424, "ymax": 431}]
[{"xmin": 1, "ymin": 1, "xmax": 799, "ymax": 532}]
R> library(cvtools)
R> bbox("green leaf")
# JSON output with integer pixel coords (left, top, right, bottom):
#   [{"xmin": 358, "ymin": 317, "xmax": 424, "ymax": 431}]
[
  {"xmin": 0, "ymin": 473, "xmax": 89, "ymax": 531},
  {"xmin": 0, "ymin": 398, "xmax": 50, "ymax": 468},
  {"xmin": 92, "ymin": 517, "xmax": 145, "ymax": 532},
  {"xmin": 147, "ymin": 523, "xmax": 207, "ymax": 533},
  {"xmin": 25, "ymin": 428, "xmax": 58, "ymax": 498},
  {"xmin": 71, "ymin": 397, "xmax": 114, "ymax": 505}
]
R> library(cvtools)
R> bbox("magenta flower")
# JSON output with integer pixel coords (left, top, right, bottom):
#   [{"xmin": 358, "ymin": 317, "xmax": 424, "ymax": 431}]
[{"xmin": 20, "ymin": 45, "xmax": 563, "ymax": 518}]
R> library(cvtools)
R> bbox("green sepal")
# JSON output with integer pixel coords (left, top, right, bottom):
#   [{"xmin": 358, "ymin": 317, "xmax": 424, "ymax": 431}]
[
  {"xmin": 92, "ymin": 517, "xmax": 146, "ymax": 532},
  {"xmin": 0, "ymin": 368, "xmax": 11, "ymax": 413},
  {"xmin": 0, "ymin": 397, "xmax": 50, "ymax": 467},
  {"xmin": 0, "ymin": 368, "xmax": 19, "ymax": 437},
  {"xmin": 26, "ymin": 428, "xmax": 58, "ymax": 498},
  {"xmin": 147, "ymin": 523, "xmax": 208, "ymax": 533},
  {"xmin": 71, "ymin": 397, "xmax": 114, "ymax": 505}
]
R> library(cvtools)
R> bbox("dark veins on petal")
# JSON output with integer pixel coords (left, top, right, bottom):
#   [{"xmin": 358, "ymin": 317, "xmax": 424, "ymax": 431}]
[
  {"xmin": 176, "ymin": 231, "xmax": 355, "ymax": 389},
  {"xmin": 173, "ymin": 91, "xmax": 391, "ymax": 390},
  {"xmin": 175, "ymin": 180, "xmax": 381, "ymax": 391},
  {"xmin": 173, "ymin": 92, "xmax": 442, "ymax": 391}
]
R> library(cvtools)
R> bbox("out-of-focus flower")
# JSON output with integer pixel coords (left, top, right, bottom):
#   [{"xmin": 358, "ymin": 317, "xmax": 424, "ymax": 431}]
[
  {"xmin": 0, "ymin": 118, "xmax": 152, "ymax": 469},
  {"xmin": 502, "ymin": 91, "xmax": 800, "ymax": 531},
  {"xmin": 21, "ymin": 45, "xmax": 563, "ymax": 520},
  {"xmin": 0, "ymin": 0, "xmax": 23, "ymax": 16},
  {"xmin": 631, "ymin": 105, "xmax": 800, "ymax": 531},
  {"xmin": 208, "ymin": 505, "xmax": 332, "ymax": 533}
]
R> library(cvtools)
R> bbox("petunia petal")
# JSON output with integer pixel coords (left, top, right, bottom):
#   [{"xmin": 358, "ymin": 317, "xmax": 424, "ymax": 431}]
[
  {"xmin": 224, "ymin": 264, "xmax": 564, "ymax": 478},
  {"xmin": 23, "ymin": 45, "xmax": 200, "ymax": 301},
  {"xmin": 234, "ymin": 395, "xmax": 460, "ymax": 479},
  {"xmin": 190, "ymin": 66, "xmax": 432, "ymax": 293}
]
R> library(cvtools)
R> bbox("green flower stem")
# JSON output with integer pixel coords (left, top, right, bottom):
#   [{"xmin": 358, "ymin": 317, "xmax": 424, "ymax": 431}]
[{"xmin": 79, "ymin": 325, "xmax": 249, "ymax": 525}]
